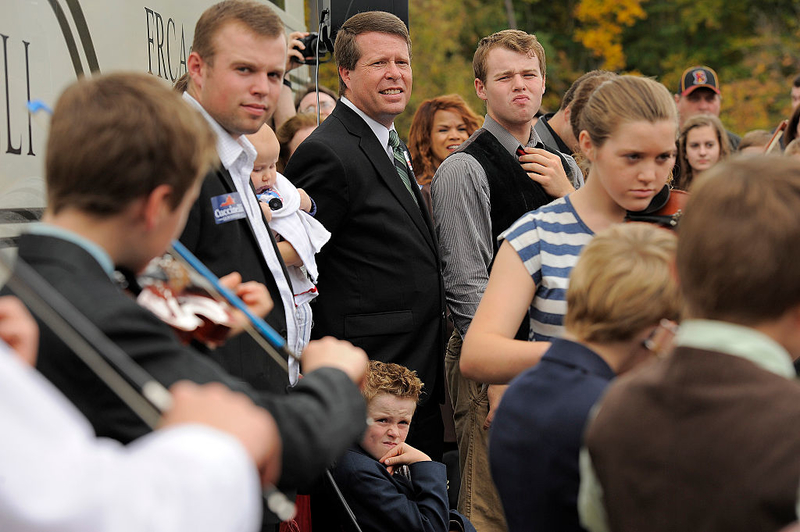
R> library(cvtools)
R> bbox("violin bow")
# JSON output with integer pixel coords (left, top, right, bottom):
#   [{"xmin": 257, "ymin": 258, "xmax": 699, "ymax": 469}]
[
  {"xmin": 765, "ymin": 120, "xmax": 788, "ymax": 153},
  {"xmin": 169, "ymin": 240, "xmax": 301, "ymax": 371},
  {"xmin": 0, "ymin": 249, "xmax": 170, "ymax": 426},
  {"xmin": 0, "ymin": 249, "xmax": 296, "ymax": 521},
  {"xmin": 170, "ymin": 241, "xmax": 365, "ymax": 531}
]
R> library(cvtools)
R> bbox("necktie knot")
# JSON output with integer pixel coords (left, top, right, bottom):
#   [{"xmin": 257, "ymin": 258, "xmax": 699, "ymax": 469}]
[{"xmin": 389, "ymin": 129, "xmax": 401, "ymax": 149}]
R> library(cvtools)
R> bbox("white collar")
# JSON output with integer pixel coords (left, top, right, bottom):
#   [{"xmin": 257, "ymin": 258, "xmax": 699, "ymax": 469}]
[
  {"xmin": 182, "ymin": 92, "xmax": 256, "ymax": 171},
  {"xmin": 340, "ymin": 96, "xmax": 395, "ymax": 151}
]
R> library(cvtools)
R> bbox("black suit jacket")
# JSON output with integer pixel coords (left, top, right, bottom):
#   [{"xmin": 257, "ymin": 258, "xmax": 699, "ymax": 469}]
[
  {"xmin": 7, "ymin": 233, "xmax": 366, "ymax": 490},
  {"xmin": 285, "ymin": 103, "xmax": 446, "ymax": 404},
  {"xmin": 180, "ymin": 165, "xmax": 292, "ymax": 394},
  {"xmin": 314, "ymin": 446, "xmax": 451, "ymax": 532}
]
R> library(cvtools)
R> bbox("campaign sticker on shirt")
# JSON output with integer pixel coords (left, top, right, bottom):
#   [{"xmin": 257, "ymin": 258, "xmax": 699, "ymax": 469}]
[{"xmin": 211, "ymin": 192, "xmax": 247, "ymax": 224}]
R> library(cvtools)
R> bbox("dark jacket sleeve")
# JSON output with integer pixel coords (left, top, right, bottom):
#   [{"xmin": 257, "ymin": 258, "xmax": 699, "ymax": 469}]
[
  {"xmin": 106, "ymin": 304, "xmax": 367, "ymax": 490},
  {"xmin": 284, "ymin": 136, "xmax": 351, "ymax": 237},
  {"xmin": 272, "ymin": 368, "xmax": 367, "ymax": 490},
  {"xmin": 35, "ymin": 282, "xmax": 364, "ymax": 490}
]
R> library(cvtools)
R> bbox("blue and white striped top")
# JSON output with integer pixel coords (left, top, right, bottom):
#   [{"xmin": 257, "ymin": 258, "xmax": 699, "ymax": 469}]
[{"xmin": 500, "ymin": 196, "xmax": 594, "ymax": 341}]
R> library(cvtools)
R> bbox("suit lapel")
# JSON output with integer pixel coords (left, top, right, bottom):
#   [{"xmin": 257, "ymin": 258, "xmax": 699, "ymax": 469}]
[
  {"xmin": 216, "ymin": 166, "xmax": 295, "ymax": 296},
  {"xmin": 337, "ymin": 105, "xmax": 438, "ymax": 255}
]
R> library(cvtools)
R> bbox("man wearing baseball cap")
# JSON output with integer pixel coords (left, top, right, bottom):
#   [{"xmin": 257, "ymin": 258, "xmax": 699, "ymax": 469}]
[{"xmin": 675, "ymin": 65, "xmax": 740, "ymax": 150}]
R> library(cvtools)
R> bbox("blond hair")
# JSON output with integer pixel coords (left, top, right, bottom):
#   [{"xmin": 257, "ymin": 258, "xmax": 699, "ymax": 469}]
[
  {"xmin": 46, "ymin": 73, "xmax": 217, "ymax": 215},
  {"xmin": 362, "ymin": 360, "xmax": 423, "ymax": 404},
  {"xmin": 565, "ymin": 223, "xmax": 681, "ymax": 343},
  {"xmin": 473, "ymin": 29, "xmax": 546, "ymax": 84}
]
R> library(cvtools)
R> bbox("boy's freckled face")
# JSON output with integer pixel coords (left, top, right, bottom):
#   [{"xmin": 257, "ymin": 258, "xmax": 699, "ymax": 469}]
[{"xmin": 247, "ymin": 126, "xmax": 280, "ymax": 193}]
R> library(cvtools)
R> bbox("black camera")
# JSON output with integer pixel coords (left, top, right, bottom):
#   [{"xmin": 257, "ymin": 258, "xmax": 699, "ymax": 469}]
[{"xmin": 294, "ymin": 33, "xmax": 330, "ymax": 66}]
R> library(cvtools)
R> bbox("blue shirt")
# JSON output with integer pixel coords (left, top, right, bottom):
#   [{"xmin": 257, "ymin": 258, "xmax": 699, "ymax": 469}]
[{"xmin": 491, "ymin": 338, "xmax": 615, "ymax": 532}]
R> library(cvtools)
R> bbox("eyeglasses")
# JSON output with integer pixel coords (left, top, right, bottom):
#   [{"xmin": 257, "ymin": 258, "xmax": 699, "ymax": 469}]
[
  {"xmin": 642, "ymin": 319, "xmax": 679, "ymax": 358},
  {"xmin": 300, "ymin": 99, "xmax": 335, "ymax": 114}
]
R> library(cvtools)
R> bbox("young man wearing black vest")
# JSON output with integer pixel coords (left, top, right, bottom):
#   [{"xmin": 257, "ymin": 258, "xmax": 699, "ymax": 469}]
[
  {"xmin": 579, "ymin": 156, "xmax": 800, "ymax": 532},
  {"xmin": 430, "ymin": 29, "xmax": 575, "ymax": 531}
]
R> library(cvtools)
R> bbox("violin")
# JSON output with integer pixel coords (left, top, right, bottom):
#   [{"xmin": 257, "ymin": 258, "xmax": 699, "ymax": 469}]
[
  {"xmin": 123, "ymin": 243, "xmax": 299, "ymax": 373},
  {"xmin": 624, "ymin": 185, "xmax": 689, "ymax": 230},
  {"xmin": 0, "ymin": 249, "xmax": 297, "ymax": 522},
  {"xmin": 129, "ymin": 254, "xmax": 236, "ymax": 347}
]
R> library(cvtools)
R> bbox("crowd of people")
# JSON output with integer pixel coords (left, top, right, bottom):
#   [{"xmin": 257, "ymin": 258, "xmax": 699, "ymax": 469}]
[{"xmin": 3, "ymin": 1, "xmax": 800, "ymax": 532}]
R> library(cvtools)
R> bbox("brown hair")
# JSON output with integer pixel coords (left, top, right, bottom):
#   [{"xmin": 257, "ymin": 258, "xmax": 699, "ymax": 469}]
[
  {"xmin": 784, "ymin": 138, "xmax": 800, "ymax": 157},
  {"xmin": 276, "ymin": 112, "xmax": 320, "ymax": 172},
  {"xmin": 568, "ymin": 71, "xmax": 618, "ymax": 141},
  {"xmin": 192, "ymin": 0, "xmax": 284, "ymax": 64},
  {"xmin": 333, "ymin": 11, "xmax": 411, "ymax": 96},
  {"xmin": 173, "ymin": 72, "xmax": 190, "ymax": 93},
  {"xmin": 473, "ymin": 29, "xmax": 546, "ymax": 85},
  {"xmin": 738, "ymin": 129, "xmax": 772, "ymax": 151},
  {"xmin": 362, "ymin": 360, "xmax": 423, "ymax": 404},
  {"xmin": 785, "ymin": 104, "xmax": 800, "ymax": 147},
  {"xmin": 407, "ymin": 94, "xmax": 482, "ymax": 185},
  {"xmin": 677, "ymin": 155, "xmax": 800, "ymax": 324},
  {"xmin": 46, "ymin": 73, "xmax": 217, "ymax": 216},
  {"xmin": 565, "ymin": 223, "xmax": 681, "ymax": 343},
  {"xmin": 675, "ymin": 114, "xmax": 731, "ymax": 190},
  {"xmin": 561, "ymin": 70, "xmax": 614, "ymax": 112}
]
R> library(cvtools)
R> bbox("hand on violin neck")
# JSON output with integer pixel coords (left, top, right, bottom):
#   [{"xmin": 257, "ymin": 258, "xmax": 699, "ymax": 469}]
[{"xmin": 219, "ymin": 272, "xmax": 274, "ymax": 337}]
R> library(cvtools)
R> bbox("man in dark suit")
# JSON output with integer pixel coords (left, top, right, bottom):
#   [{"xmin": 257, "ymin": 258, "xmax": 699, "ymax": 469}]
[
  {"xmin": 284, "ymin": 11, "xmax": 446, "ymax": 460},
  {"xmin": 179, "ymin": 0, "xmax": 301, "ymax": 392},
  {"xmin": 5, "ymin": 72, "xmax": 369, "ymax": 525}
]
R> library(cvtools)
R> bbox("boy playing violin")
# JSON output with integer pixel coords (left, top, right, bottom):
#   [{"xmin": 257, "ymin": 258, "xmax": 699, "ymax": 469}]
[{"xmin": 2, "ymin": 72, "xmax": 369, "ymax": 498}]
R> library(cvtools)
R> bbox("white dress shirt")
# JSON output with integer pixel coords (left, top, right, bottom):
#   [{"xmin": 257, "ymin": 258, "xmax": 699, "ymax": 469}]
[
  {"xmin": 0, "ymin": 341, "xmax": 261, "ymax": 532},
  {"xmin": 340, "ymin": 97, "xmax": 397, "ymax": 163},
  {"xmin": 183, "ymin": 93, "xmax": 300, "ymax": 383}
]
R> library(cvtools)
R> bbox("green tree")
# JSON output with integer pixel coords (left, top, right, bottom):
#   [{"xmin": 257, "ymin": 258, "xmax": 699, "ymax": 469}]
[{"xmin": 304, "ymin": 0, "xmax": 800, "ymax": 139}]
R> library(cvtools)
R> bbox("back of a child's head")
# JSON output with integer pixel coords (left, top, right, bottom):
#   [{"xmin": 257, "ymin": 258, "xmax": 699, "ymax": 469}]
[
  {"xmin": 738, "ymin": 129, "xmax": 772, "ymax": 152},
  {"xmin": 247, "ymin": 124, "xmax": 280, "ymax": 161},
  {"xmin": 47, "ymin": 72, "xmax": 217, "ymax": 216},
  {"xmin": 565, "ymin": 223, "xmax": 680, "ymax": 343},
  {"xmin": 784, "ymin": 138, "xmax": 800, "ymax": 158}
]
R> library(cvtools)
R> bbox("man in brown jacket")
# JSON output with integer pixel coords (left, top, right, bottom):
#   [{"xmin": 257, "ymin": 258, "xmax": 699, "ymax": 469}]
[{"xmin": 578, "ymin": 155, "xmax": 800, "ymax": 532}]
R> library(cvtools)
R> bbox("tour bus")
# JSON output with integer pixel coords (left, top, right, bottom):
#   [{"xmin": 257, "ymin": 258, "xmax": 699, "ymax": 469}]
[{"xmin": 0, "ymin": 0, "xmax": 309, "ymax": 250}]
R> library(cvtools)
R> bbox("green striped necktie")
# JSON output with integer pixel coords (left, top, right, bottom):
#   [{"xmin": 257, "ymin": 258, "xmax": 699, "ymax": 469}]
[{"xmin": 388, "ymin": 129, "xmax": 419, "ymax": 206}]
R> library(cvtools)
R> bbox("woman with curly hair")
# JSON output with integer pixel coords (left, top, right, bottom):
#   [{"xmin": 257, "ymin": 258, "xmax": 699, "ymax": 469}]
[{"xmin": 407, "ymin": 95, "xmax": 481, "ymax": 214}]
